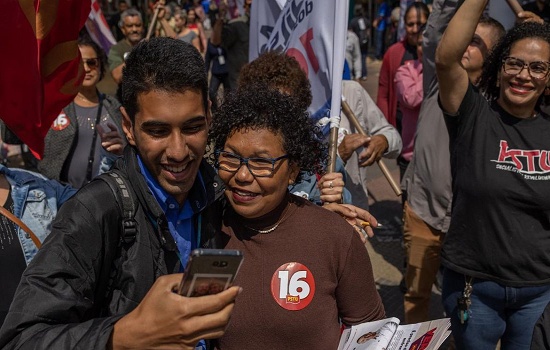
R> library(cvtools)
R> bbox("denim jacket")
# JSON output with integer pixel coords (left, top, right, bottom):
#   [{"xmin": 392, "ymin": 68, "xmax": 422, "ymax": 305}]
[{"xmin": 0, "ymin": 165, "xmax": 76, "ymax": 264}]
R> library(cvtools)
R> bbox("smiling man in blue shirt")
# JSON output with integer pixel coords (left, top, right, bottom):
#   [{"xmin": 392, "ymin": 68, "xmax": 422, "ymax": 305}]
[{"xmin": 0, "ymin": 38, "xmax": 240, "ymax": 350}]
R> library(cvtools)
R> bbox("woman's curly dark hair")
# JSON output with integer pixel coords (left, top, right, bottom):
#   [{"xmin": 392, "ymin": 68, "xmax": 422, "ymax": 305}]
[
  {"xmin": 479, "ymin": 21, "xmax": 550, "ymax": 107},
  {"xmin": 208, "ymin": 84, "xmax": 327, "ymax": 183},
  {"xmin": 237, "ymin": 51, "xmax": 312, "ymax": 111}
]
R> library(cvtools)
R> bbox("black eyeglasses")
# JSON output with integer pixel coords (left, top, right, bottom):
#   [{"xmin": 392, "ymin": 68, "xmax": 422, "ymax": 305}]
[
  {"xmin": 502, "ymin": 56, "xmax": 550, "ymax": 80},
  {"xmin": 215, "ymin": 150, "xmax": 289, "ymax": 177},
  {"xmin": 82, "ymin": 58, "xmax": 99, "ymax": 69}
]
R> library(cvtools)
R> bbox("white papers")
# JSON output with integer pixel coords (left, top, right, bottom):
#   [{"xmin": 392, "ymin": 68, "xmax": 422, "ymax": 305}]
[{"xmin": 338, "ymin": 318, "xmax": 451, "ymax": 350}]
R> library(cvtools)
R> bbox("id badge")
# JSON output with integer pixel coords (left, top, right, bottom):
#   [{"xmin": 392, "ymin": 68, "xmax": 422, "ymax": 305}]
[{"xmin": 218, "ymin": 55, "xmax": 226, "ymax": 65}]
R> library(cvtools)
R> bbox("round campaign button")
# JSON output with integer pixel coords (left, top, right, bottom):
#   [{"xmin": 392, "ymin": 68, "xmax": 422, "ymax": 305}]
[
  {"xmin": 51, "ymin": 112, "xmax": 70, "ymax": 131},
  {"xmin": 270, "ymin": 262, "xmax": 316, "ymax": 311}
]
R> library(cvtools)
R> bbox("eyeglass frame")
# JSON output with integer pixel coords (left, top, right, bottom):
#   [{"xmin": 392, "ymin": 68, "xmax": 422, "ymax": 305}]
[
  {"xmin": 82, "ymin": 58, "xmax": 100, "ymax": 69},
  {"xmin": 215, "ymin": 150, "xmax": 289, "ymax": 177},
  {"xmin": 501, "ymin": 56, "xmax": 550, "ymax": 80}
]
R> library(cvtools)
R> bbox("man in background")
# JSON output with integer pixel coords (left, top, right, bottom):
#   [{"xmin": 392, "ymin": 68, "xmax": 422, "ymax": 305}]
[{"xmin": 108, "ymin": 8, "xmax": 144, "ymax": 84}]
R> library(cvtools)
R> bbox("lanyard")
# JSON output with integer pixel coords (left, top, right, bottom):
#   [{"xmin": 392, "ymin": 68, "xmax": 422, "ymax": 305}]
[{"xmin": 85, "ymin": 94, "xmax": 104, "ymax": 182}]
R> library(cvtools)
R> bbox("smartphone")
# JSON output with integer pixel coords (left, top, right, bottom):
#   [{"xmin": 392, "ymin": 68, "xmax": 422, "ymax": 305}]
[{"xmin": 178, "ymin": 249, "xmax": 243, "ymax": 297}]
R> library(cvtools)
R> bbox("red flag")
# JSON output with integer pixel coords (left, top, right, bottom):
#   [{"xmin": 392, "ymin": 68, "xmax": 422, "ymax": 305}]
[{"xmin": 0, "ymin": 0, "xmax": 91, "ymax": 158}]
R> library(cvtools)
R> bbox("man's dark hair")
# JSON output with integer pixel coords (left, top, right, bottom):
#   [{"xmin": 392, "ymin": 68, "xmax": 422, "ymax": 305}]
[
  {"xmin": 77, "ymin": 36, "xmax": 107, "ymax": 81},
  {"xmin": 479, "ymin": 21, "xmax": 550, "ymax": 107},
  {"xmin": 209, "ymin": 84, "xmax": 326, "ymax": 183},
  {"xmin": 478, "ymin": 16, "xmax": 506, "ymax": 47},
  {"xmin": 237, "ymin": 51, "xmax": 312, "ymax": 111},
  {"xmin": 121, "ymin": 37, "xmax": 208, "ymax": 122}
]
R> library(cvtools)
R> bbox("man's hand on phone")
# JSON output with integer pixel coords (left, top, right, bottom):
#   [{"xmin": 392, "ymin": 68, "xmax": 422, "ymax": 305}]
[{"xmin": 109, "ymin": 274, "xmax": 241, "ymax": 350}]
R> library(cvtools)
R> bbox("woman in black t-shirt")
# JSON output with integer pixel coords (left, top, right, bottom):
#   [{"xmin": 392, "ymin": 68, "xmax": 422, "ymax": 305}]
[{"xmin": 436, "ymin": 1, "xmax": 550, "ymax": 349}]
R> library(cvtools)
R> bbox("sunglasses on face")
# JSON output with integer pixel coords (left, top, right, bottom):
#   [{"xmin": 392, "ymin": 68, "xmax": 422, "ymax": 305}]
[{"xmin": 82, "ymin": 58, "xmax": 100, "ymax": 69}]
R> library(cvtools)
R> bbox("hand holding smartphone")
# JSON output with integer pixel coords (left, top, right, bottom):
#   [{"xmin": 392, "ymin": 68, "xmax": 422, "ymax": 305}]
[{"xmin": 178, "ymin": 249, "xmax": 243, "ymax": 297}]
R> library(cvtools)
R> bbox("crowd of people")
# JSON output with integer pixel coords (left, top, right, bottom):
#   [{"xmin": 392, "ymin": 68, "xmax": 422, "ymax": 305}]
[{"xmin": 1, "ymin": 0, "xmax": 550, "ymax": 349}]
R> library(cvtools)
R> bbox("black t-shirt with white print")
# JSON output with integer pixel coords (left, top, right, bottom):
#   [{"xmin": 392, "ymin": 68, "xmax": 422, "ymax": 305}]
[{"xmin": 442, "ymin": 84, "xmax": 550, "ymax": 286}]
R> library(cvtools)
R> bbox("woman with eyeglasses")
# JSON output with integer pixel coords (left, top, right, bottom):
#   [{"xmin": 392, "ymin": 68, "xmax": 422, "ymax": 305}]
[
  {"xmin": 37, "ymin": 36, "xmax": 126, "ymax": 188},
  {"xmin": 436, "ymin": 0, "xmax": 550, "ymax": 348},
  {"xmin": 209, "ymin": 85, "xmax": 385, "ymax": 349}
]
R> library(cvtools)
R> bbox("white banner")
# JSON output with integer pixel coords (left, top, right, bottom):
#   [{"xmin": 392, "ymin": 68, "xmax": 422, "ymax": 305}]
[{"xmin": 249, "ymin": 0, "xmax": 349, "ymax": 135}]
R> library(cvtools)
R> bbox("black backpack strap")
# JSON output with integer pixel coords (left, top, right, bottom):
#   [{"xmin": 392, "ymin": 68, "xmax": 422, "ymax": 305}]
[
  {"xmin": 95, "ymin": 169, "xmax": 137, "ymax": 315},
  {"xmin": 101, "ymin": 170, "xmax": 137, "ymax": 243}
]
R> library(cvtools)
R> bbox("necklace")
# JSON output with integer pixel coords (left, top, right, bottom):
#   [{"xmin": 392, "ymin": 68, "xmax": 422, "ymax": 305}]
[
  {"xmin": 244, "ymin": 204, "xmax": 291, "ymax": 234},
  {"xmin": 246, "ymin": 223, "xmax": 281, "ymax": 234},
  {"xmin": 75, "ymin": 93, "xmax": 99, "ymax": 107}
]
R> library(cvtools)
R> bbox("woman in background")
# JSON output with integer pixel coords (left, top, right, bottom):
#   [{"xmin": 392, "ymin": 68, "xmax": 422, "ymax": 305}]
[
  {"xmin": 394, "ymin": 31, "xmax": 423, "ymax": 181},
  {"xmin": 187, "ymin": 7, "xmax": 207, "ymax": 53},
  {"xmin": 38, "ymin": 36, "xmax": 125, "ymax": 188},
  {"xmin": 175, "ymin": 10, "xmax": 201, "ymax": 52},
  {"xmin": 376, "ymin": 2, "xmax": 429, "ymax": 132}
]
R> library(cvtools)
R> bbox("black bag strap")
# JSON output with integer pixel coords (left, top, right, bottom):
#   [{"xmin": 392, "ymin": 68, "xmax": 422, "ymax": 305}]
[
  {"xmin": 100, "ymin": 170, "xmax": 137, "ymax": 243},
  {"xmin": 96, "ymin": 170, "xmax": 137, "ymax": 313}
]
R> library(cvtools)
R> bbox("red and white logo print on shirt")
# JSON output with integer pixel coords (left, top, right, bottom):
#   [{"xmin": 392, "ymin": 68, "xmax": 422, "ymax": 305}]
[
  {"xmin": 51, "ymin": 112, "xmax": 70, "ymax": 131},
  {"xmin": 270, "ymin": 262, "xmax": 315, "ymax": 311}
]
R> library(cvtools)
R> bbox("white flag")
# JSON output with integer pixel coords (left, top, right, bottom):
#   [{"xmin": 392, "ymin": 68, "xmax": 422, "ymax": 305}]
[
  {"xmin": 249, "ymin": 0, "xmax": 349, "ymax": 135},
  {"xmin": 86, "ymin": 0, "xmax": 117, "ymax": 53}
]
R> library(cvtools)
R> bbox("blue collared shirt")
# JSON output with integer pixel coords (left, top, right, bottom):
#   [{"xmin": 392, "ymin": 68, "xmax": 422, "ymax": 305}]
[{"xmin": 137, "ymin": 156, "xmax": 207, "ymax": 268}]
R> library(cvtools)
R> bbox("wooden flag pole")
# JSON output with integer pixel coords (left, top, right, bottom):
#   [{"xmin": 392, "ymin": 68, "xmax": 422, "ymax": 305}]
[
  {"xmin": 328, "ymin": 127, "xmax": 339, "ymax": 173},
  {"xmin": 146, "ymin": 0, "xmax": 164, "ymax": 40},
  {"xmin": 341, "ymin": 98, "xmax": 402, "ymax": 197}
]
